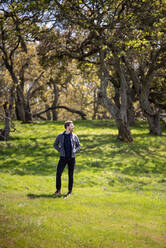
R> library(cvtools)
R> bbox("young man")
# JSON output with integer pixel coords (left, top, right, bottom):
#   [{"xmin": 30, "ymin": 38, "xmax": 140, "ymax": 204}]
[{"xmin": 53, "ymin": 120, "xmax": 80, "ymax": 196}]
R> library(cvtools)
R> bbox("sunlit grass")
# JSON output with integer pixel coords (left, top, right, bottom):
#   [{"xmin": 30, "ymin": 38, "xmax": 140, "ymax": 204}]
[{"xmin": 0, "ymin": 120, "xmax": 166, "ymax": 248}]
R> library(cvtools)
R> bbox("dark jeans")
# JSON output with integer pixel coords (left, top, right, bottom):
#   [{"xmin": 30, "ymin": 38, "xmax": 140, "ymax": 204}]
[{"xmin": 56, "ymin": 157, "xmax": 75, "ymax": 192}]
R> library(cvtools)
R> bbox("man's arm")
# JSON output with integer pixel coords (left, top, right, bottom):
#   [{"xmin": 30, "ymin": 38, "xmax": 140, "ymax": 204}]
[
  {"xmin": 75, "ymin": 135, "xmax": 81, "ymax": 153},
  {"xmin": 53, "ymin": 134, "xmax": 60, "ymax": 152}
]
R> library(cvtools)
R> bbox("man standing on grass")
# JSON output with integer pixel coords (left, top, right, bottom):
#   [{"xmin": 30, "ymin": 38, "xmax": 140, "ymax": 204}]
[{"xmin": 53, "ymin": 120, "xmax": 80, "ymax": 197}]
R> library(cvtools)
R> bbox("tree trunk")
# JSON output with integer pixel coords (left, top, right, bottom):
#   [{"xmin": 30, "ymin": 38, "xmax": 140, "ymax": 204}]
[
  {"xmin": 0, "ymin": 114, "xmax": 11, "ymax": 141},
  {"xmin": 98, "ymin": 49, "xmax": 133, "ymax": 142},
  {"xmin": 52, "ymin": 82, "xmax": 59, "ymax": 121},
  {"xmin": 92, "ymin": 88, "xmax": 99, "ymax": 120},
  {"xmin": 24, "ymin": 100, "xmax": 33, "ymax": 123},
  {"xmin": 15, "ymin": 101, "xmax": 24, "ymax": 121},
  {"xmin": 140, "ymin": 88, "xmax": 162, "ymax": 136},
  {"xmin": 15, "ymin": 86, "xmax": 32, "ymax": 123},
  {"xmin": 15, "ymin": 87, "xmax": 25, "ymax": 122},
  {"xmin": 4, "ymin": 111, "xmax": 10, "ymax": 141},
  {"xmin": 127, "ymin": 97, "xmax": 136, "ymax": 126},
  {"xmin": 123, "ymin": 54, "xmax": 162, "ymax": 135},
  {"xmin": 145, "ymin": 111, "xmax": 161, "ymax": 135},
  {"xmin": 113, "ymin": 53, "xmax": 133, "ymax": 141},
  {"xmin": 116, "ymin": 118, "xmax": 133, "ymax": 142},
  {"xmin": 0, "ymin": 102, "xmax": 12, "ymax": 141},
  {"xmin": 52, "ymin": 108, "xmax": 58, "ymax": 121},
  {"xmin": 45, "ymin": 104, "xmax": 51, "ymax": 120}
]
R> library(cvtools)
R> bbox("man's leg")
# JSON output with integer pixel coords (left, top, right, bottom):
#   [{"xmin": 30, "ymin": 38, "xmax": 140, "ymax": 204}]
[
  {"xmin": 67, "ymin": 157, "xmax": 75, "ymax": 193},
  {"xmin": 56, "ymin": 157, "xmax": 67, "ymax": 192}
]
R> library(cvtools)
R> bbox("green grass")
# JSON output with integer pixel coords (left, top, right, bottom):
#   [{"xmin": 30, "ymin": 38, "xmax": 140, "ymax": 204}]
[{"xmin": 0, "ymin": 120, "xmax": 166, "ymax": 248}]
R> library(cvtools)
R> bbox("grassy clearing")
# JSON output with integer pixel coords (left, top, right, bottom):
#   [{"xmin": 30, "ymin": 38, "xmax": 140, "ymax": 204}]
[{"xmin": 0, "ymin": 120, "xmax": 166, "ymax": 248}]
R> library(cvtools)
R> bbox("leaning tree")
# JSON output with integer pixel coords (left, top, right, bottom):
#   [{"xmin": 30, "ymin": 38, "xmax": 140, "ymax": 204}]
[
  {"xmin": 120, "ymin": 0, "xmax": 166, "ymax": 135},
  {"xmin": 37, "ymin": 0, "xmax": 138, "ymax": 142}
]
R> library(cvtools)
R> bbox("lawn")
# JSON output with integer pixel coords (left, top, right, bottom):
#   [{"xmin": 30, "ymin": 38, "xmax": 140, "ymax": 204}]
[{"xmin": 0, "ymin": 120, "xmax": 166, "ymax": 248}]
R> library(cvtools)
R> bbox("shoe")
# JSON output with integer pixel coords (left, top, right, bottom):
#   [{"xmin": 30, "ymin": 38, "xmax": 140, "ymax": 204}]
[
  {"xmin": 64, "ymin": 191, "xmax": 72, "ymax": 199},
  {"xmin": 54, "ymin": 190, "xmax": 61, "ymax": 196}
]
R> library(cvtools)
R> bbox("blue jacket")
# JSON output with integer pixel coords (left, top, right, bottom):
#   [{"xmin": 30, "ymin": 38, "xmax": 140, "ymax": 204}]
[{"xmin": 54, "ymin": 131, "xmax": 80, "ymax": 158}]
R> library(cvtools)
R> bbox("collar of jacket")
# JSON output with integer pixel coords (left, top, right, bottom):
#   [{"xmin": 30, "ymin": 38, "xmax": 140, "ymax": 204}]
[{"xmin": 63, "ymin": 131, "xmax": 73, "ymax": 137}]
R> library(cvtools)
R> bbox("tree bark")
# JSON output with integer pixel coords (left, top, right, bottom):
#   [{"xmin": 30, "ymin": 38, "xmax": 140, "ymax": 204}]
[
  {"xmin": 0, "ymin": 103, "xmax": 11, "ymax": 141},
  {"xmin": 116, "ymin": 118, "xmax": 133, "ymax": 142},
  {"xmin": 3, "ymin": 55, "xmax": 32, "ymax": 123},
  {"xmin": 92, "ymin": 88, "xmax": 99, "ymax": 120},
  {"xmin": 3, "ymin": 104, "xmax": 10, "ymax": 141},
  {"xmin": 24, "ymin": 101, "xmax": 33, "ymax": 123},
  {"xmin": 144, "ymin": 111, "xmax": 161, "ymax": 135},
  {"xmin": 0, "ymin": 95, "xmax": 14, "ymax": 141},
  {"xmin": 140, "ymin": 85, "xmax": 162, "ymax": 136},
  {"xmin": 127, "ymin": 94, "xmax": 136, "ymax": 126},
  {"xmin": 45, "ymin": 104, "xmax": 51, "ymax": 120},
  {"xmin": 98, "ymin": 50, "xmax": 133, "ymax": 142},
  {"xmin": 15, "ymin": 90, "xmax": 33, "ymax": 123},
  {"xmin": 15, "ymin": 85, "xmax": 26, "ymax": 122},
  {"xmin": 51, "ymin": 81, "xmax": 59, "ymax": 121}
]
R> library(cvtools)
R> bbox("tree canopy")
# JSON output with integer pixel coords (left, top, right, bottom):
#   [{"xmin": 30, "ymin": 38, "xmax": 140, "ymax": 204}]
[{"xmin": 0, "ymin": 0, "xmax": 165, "ymax": 141}]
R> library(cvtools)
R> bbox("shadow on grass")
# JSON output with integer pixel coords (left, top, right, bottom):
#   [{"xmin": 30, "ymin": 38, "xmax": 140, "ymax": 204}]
[
  {"xmin": 76, "ymin": 119, "xmax": 117, "ymax": 129},
  {"xmin": 0, "ymin": 121, "xmax": 166, "ymax": 177},
  {"xmin": 27, "ymin": 193, "xmax": 68, "ymax": 199}
]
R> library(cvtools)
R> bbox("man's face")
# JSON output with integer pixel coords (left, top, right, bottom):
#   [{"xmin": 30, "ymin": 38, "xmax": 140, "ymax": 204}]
[{"xmin": 68, "ymin": 123, "xmax": 74, "ymax": 132}]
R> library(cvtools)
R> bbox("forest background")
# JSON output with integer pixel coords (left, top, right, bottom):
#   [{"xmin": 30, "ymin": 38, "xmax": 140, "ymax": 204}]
[{"xmin": 0, "ymin": 0, "xmax": 166, "ymax": 142}]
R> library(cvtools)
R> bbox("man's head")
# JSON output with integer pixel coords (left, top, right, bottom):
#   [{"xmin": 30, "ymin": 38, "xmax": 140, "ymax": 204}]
[{"xmin": 64, "ymin": 120, "xmax": 74, "ymax": 132}]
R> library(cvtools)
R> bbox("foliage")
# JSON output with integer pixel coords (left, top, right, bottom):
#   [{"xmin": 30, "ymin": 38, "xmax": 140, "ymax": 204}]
[{"xmin": 0, "ymin": 0, "xmax": 166, "ymax": 140}]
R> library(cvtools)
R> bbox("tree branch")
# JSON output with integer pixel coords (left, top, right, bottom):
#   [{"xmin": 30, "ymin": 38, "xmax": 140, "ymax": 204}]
[
  {"xmin": 33, "ymin": 105, "xmax": 86, "ymax": 120},
  {"xmin": 27, "ymin": 71, "xmax": 44, "ymax": 100}
]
